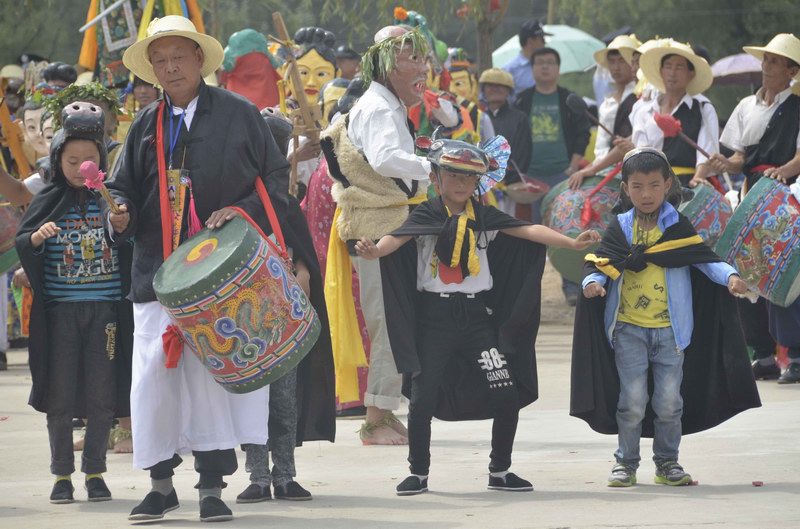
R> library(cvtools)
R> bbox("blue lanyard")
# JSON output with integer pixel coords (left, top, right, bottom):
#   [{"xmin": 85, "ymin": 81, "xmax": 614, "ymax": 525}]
[{"xmin": 168, "ymin": 104, "xmax": 186, "ymax": 168}]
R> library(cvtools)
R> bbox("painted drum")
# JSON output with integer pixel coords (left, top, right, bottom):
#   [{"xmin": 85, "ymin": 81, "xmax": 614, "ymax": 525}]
[
  {"xmin": 715, "ymin": 178, "xmax": 800, "ymax": 307},
  {"xmin": 542, "ymin": 175, "xmax": 621, "ymax": 284},
  {"xmin": 677, "ymin": 185, "xmax": 733, "ymax": 248},
  {"xmin": 153, "ymin": 215, "xmax": 321, "ymax": 393},
  {"xmin": 0, "ymin": 201, "xmax": 22, "ymax": 274}
]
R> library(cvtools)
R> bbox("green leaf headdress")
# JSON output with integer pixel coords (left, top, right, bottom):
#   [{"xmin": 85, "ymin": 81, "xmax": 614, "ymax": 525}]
[
  {"xmin": 360, "ymin": 28, "xmax": 429, "ymax": 86},
  {"xmin": 44, "ymin": 82, "xmax": 122, "ymax": 130}
]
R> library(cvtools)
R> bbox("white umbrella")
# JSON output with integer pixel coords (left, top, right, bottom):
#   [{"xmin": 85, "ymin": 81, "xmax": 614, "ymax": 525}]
[
  {"xmin": 492, "ymin": 24, "xmax": 605, "ymax": 74},
  {"xmin": 711, "ymin": 53, "xmax": 762, "ymax": 86}
]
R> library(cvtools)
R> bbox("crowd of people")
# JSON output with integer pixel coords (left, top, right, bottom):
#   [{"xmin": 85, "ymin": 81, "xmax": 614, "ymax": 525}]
[{"xmin": 0, "ymin": 5, "xmax": 798, "ymax": 523}]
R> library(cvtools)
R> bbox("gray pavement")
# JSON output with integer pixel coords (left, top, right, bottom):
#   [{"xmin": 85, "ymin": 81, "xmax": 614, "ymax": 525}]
[{"xmin": 1, "ymin": 323, "xmax": 799, "ymax": 528}]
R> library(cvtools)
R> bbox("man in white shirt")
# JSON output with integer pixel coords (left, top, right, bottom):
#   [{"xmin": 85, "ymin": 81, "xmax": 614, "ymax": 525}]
[
  {"xmin": 634, "ymin": 40, "xmax": 718, "ymax": 188},
  {"xmin": 321, "ymin": 26, "xmax": 431, "ymax": 445},
  {"xmin": 708, "ymin": 33, "xmax": 800, "ymax": 384}
]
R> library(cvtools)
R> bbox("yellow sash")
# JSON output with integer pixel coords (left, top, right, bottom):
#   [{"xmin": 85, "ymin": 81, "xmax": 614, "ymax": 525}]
[
  {"xmin": 672, "ymin": 166, "xmax": 695, "ymax": 177},
  {"xmin": 325, "ymin": 193, "xmax": 426, "ymax": 402},
  {"xmin": 584, "ymin": 234, "xmax": 704, "ymax": 280}
]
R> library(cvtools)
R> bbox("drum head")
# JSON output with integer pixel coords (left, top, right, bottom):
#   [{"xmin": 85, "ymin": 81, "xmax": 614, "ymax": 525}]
[{"xmin": 154, "ymin": 216, "xmax": 261, "ymax": 306}]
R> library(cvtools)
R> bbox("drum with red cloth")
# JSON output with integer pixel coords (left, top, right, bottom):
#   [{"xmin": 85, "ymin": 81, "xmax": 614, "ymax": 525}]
[
  {"xmin": 153, "ymin": 214, "xmax": 321, "ymax": 393},
  {"xmin": 678, "ymin": 185, "xmax": 733, "ymax": 248},
  {"xmin": 0, "ymin": 200, "xmax": 21, "ymax": 274},
  {"xmin": 541, "ymin": 175, "xmax": 621, "ymax": 283},
  {"xmin": 715, "ymin": 177, "xmax": 800, "ymax": 307}
]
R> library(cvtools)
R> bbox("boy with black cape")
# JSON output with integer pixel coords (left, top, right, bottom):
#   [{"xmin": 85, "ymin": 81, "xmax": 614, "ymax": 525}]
[
  {"xmin": 355, "ymin": 132, "xmax": 600, "ymax": 495},
  {"xmin": 570, "ymin": 148, "xmax": 761, "ymax": 488}
]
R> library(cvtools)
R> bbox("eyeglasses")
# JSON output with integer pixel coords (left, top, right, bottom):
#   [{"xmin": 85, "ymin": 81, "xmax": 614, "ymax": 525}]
[{"xmin": 533, "ymin": 60, "xmax": 559, "ymax": 67}]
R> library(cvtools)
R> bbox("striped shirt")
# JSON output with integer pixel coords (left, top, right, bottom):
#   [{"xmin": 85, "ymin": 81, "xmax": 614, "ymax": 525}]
[{"xmin": 43, "ymin": 198, "xmax": 121, "ymax": 302}]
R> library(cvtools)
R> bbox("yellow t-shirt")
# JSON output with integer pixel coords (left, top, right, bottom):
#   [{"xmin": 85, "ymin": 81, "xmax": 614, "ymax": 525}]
[{"xmin": 617, "ymin": 221, "xmax": 671, "ymax": 328}]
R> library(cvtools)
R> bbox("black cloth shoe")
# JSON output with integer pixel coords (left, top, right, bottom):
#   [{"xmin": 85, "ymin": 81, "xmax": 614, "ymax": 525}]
[
  {"xmin": 396, "ymin": 475, "xmax": 428, "ymax": 496},
  {"xmin": 751, "ymin": 360, "xmax": 780, "ymax": 380},
  {"xmin": 0, "ymin": 351, "xmax": 7, "ymax": 371},
  {"xmin": 86, "ymin": 477, "xmax": 112, "ymax": 502},
  {"xmin": 778, "ymin": 363, "xmax": 800, "ymax": 384},
  {"xmin": 72, "ymin": 418, "xmax": 86, "ymax": 430},
  {"xmin": 128, "ymin": 490, "xmax": 180, "ymax": 521},
  {"xmin": 236, "ymin": 483, "xmax": 271, "ymax": 503},
  {"xmin": 50, "ymin": 480, "xmax": 75, "ymax": 504},
  {"xmin": 199, "ymin": 496, "xmax": 233, "ymax": 522},
  {"xmin": 274, "ymin": 481, "xmax": 312, "ymax": 501},
  {"xmin": 336, "ymin": 406, "xmax": 367, "ymax": 418},
  {"xmin": 488, "ymin": 472, "xmax": 533, "ymax": 492}
]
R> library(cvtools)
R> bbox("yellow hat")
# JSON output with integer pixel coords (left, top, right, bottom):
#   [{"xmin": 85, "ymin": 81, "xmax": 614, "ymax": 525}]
[
  {"xmin": 743, "ymin": 33, "xmax": 800, "ymax": 68},
  {"xmin": 478, "ymin": 68, "xmax": 514, "ymax": 90},
  {"xmin": 640, "ymin": 38, "xmax": 713, "ymax": 95},
  {"xmin": 75, "ymin": 71, "xmax": 95, "ymax": 86},
  {"xmin": 0, "ymin": 64, "xmax": 23, "ymax": 80},
  {"xmin": 594, "ymin": 34, "xmax": 642, "ymax": 68},
  {"xmin": 122, "ymin": 15, "xmax": 224, "ymax": 86}
]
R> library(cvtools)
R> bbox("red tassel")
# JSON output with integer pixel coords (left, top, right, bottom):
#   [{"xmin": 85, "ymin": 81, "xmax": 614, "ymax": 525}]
[
  {"xmin": 162, "ymin": 324, "xmax": 184, "ymax": 369},
  {"xmin": 581, "ymin": 200, "xmax": 593, "ymax": 229},
  {"xmin": 187, "ymin": 181, "xmax": 203, "ymax": 237}
]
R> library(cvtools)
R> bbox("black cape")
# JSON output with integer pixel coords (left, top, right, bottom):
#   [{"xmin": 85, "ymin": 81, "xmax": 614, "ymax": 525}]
[
  {"xmin": 380, "ymin": 197, "xmax": 546, "ymax": 421},
  {"xmin": 570, "ymin": 214, "xmax": 761, "ymax": 436},
  {"xmin": 15, "ymin": 183, "xmax": 134, "ymax": 416}
]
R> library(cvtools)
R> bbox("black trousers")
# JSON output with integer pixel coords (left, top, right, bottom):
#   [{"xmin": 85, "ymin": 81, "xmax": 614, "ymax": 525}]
[
  {"xmin": 408, "ymin": 292, "xmax": 519, "ymax": 475},
  {"xmin": 147, "ymin": 450, "xmax": 238, "ymax": 489},
  {"xmin": 46, "ymin": 301, "xmax": 117, "ymax": 475},
  {"xmin": 738, "ymin": 297, "xmax": 776, "ymax": 359}
]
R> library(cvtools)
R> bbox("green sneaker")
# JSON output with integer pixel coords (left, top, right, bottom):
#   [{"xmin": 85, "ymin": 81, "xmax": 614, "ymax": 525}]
[
  {"xmin": 607, "ymin": 464, "xmax": 637, "ymax": 487},
  {"xmin": 654, "ymin": 461, "xmax": 692, "ymax": 486}
]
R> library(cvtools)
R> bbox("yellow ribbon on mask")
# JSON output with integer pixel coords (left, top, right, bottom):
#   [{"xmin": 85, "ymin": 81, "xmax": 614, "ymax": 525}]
[
  {"xmin": 584, "ymin": 234, "xmax": 705, "ymax": 281},
  {"xmin": 447, "ymin": 199, "xmax": 480, "ymax": 277},
  {"xmin": 325, "ymin": 194, "xmax": 426, "ymax": 403}
]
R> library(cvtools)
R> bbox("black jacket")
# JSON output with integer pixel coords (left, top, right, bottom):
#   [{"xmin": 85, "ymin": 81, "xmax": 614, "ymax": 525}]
[
  {"xmin": 106, "ymin": 82, "xmax": 336, "ymax": 443},
  {"xmin": 487, "ymin": 103, "xmax": 532, "ymax": 183},
  {"xmin": 514, "ymin": 85, "xmax": 591, "ymax": 162}
]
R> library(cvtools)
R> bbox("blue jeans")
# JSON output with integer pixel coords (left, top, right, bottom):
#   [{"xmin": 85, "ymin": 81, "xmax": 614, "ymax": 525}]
[{"xmin": 613, "ymin": 322, "xmax": 684, "ymax": 469}]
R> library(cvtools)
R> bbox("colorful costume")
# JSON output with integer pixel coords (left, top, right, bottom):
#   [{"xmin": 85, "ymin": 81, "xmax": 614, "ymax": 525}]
[{"xmin": 221, "ymin": 29, "xmax": 282, "ymax": 110}]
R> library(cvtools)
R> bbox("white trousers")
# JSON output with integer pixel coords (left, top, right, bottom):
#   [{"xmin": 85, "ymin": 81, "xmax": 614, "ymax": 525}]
[{"xmin": 131, "ymin": 302, "xmax": 269, "ymax": 470}]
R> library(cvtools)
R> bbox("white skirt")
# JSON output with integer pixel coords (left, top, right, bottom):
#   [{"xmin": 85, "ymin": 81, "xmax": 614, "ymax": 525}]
[{"xmin": 131, "ymin": 302, "xmax": 269, "ymax": 470}]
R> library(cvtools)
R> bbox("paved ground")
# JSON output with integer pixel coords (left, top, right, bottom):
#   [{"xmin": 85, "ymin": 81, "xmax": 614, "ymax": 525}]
[{"xmin": 1, "ymin": 321, "xmax": 799, "ymax": 529}]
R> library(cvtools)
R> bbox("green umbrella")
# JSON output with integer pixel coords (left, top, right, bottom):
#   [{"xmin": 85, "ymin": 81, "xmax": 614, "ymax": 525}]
[{"xmin": 492, "ymin": 24, "xmax": 604, "ymax": 74}]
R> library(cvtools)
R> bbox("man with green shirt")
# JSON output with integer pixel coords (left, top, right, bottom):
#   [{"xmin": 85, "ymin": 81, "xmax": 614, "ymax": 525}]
[{"xmin": 515, "ymin": 47, "xmax": 590, "ymax": 303}]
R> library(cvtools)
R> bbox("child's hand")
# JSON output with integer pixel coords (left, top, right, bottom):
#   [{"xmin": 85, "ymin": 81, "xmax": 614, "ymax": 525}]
[
  {"xmin": 583, "ymin": 282, "xmax": 606, "ymax": 298},
  {"xmin": 354, "ymin": 238, "xmax": 380, "ymax": 260},
  {"xmin": 728, "ymin": 275, "xmax": 749, "ymax": 296},
  {"xmin": 109, "ymin": 203, "xmax": 130, "ymax": 233},
  {"xmin": 572, "ymin": 230, "xmax": 601, "ymax": 250},
  {"xmin": 31, "ymin": 221, "xmax": 60, "ymax": 248}
]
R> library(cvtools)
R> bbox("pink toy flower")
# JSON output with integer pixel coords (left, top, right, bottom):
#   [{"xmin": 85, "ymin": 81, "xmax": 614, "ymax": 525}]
[{"xmin": 80, "ymin": 160, "xmax": 106, "ymax": 190}]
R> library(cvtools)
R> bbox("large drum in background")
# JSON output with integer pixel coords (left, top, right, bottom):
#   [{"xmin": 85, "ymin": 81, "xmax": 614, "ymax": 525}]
[
  {"xmin": 154, "ymin": 215, "xmax": 321, "ymax": 393},
  {"xmin": 678, "ymin": 185, "xmax": 733, "ymax": 248},
  {"xmin": 542, "ymin": 176, "xmax": 621, "ymax": 283},
  {"xmin": 715, "ymin": 178, "xmax": 800, "ymax": 307},
  {"xmin": 0, "ymin": 201, "xmax": 22, "ymax": 274}
]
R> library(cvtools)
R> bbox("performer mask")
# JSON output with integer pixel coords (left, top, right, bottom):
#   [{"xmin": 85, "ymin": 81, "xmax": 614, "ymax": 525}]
[
  {"xmin": 22, "ymin": 105, "xmax": 49, "ymax": 159},
  {"xmin": 296, "ymin": 49, "xmax": 337, "ymax": 106},
  {"xmin": 387, "ymin": 44, "xmax": 427, "ymax": 107}
]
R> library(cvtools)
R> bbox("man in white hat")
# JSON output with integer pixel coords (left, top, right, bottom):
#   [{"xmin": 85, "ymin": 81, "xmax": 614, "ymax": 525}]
[
  {"xmin": 569, "ymin": 35, "xmax": 641, "ymax": 190},
  {"xmin": 105, "ymin": 16, "xmax": 325, "ymax": 522},
  {"xmin": 632, "ymin": 39, "xmax": 719, "ymax": 188},
  {"xmin": 709, "ymin": 33, "xmax": 800, "ymax": 384}
]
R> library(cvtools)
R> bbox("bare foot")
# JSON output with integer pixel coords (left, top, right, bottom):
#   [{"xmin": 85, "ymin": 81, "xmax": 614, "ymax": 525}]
[
  {"xmin": 386, "ymin": 413, "xmax": 409, "ymax": 437},
  {"xmin": 73, "ymin": 436, "xmax": 85, "ymax": 452},
  {"xmin": 113, "ymin": 436, "xmax": 133, "ymax": 454},
  {"xmin": 360, "ymin": 422, "xmax": 408, "ymax": 446}
]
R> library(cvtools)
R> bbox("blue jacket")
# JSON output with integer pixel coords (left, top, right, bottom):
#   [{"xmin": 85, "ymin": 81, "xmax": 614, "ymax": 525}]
[{"xmin": 582, "ymin": 202, "xmax": 738, "ymax": 350}]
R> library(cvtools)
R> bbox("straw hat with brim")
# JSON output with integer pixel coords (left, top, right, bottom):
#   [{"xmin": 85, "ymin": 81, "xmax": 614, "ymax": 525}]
[
  {"xmin": 640, "ymin": 39, "xmax": 713, "ymax": 95},
  {"xmin": 743, "ymin": 33, "xmax": 800, "ymax": 77},
  {"xmin": 0, "ymin": 64, "xmax": 24, "ymax": 80},
  {"xmin": 479, "ymin": 68, "xmax": 514, "ymax": 90},
  {"xmin": 123, "ymin": 15, "xmax": 224, "ymax": 86},
  {"xmin": 594, "ymin": 34, "xmax": 642, "ymax": 68}
]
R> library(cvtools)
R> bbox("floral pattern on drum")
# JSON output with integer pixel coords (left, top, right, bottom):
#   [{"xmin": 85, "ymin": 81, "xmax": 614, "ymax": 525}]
[{"xmin": 677, "ymin": 185, "xmax": 732, "ymax": 248}]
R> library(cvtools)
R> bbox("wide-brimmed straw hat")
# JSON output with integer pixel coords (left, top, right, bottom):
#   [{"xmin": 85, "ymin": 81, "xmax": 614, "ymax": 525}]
[
  {"xmin": 478, "ymin": 68, "xmax": 514, "ymax": 90},
  {"xmin": 594, "ymin": 34, "xmax": 642, "ymax": 68},
  {"xmin": 123, "ymin": 16, "xmax": 224, "ymax": 86},
  {"xmin": 640, "ymin": 38, "xmax": 713, "ymax": 95},
  {"xmin": 743, "ymin": 33, "xmax": 800, "ymax": 71}
]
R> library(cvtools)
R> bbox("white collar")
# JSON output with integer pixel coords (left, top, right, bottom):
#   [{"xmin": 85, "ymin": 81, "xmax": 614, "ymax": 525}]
[
  {"xmin": 605, "ymin": 81, "xmax": 636, "ymax": 104},
  {"xmin": 651, "ymin": 92, "xmax": 694, "ymax": 111},
  {"xmin": 167, "ymin": 94, "xmax": 199, "ymax": 114},
  {"xmin": 754, "ymin": 86, "xmax": 793, "ymax": 106},
  {"xmin": 369, "ymin": 81, "xmax": 403, "ymax": 111}
]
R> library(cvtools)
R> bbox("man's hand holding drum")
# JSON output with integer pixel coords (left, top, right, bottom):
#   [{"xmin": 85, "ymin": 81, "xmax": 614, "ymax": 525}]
[{"xmin": 205, "ymin": 207, "xmax": 241, "ymax": 229}]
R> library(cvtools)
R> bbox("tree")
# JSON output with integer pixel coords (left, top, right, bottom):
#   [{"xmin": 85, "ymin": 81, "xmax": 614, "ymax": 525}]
[{"xmin": 319, "ymin": 0, "xmax": 511, "ymax": 73}]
